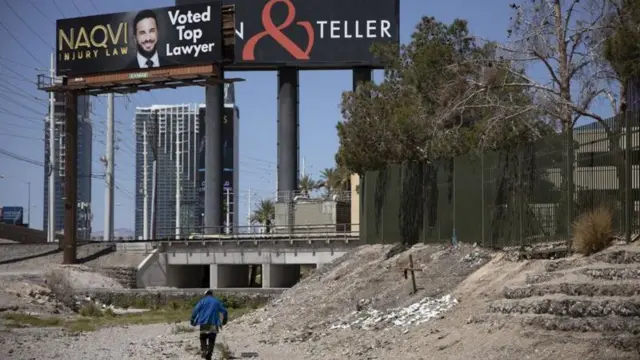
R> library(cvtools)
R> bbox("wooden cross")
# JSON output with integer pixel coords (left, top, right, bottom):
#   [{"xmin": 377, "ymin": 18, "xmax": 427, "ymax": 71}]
[{"xmin": 402, "ymin": 254, "xmax": 419, "ymax": 294}]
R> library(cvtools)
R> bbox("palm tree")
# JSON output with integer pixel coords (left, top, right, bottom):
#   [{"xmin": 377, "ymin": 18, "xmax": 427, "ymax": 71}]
[
  {"xmin": 248, "ymin": 199, "xmax": 275, "ymax": 287},
  {"xmin": 298, "ymin": 174, "xmax": 321, "ymax": 197},
  {"xmin": 250, "ymin": 199, "xmax": 275, "ymax": 233},
  {"xmin": 320, "ymin": 166, "xmax": 351, "ymax": 196}
]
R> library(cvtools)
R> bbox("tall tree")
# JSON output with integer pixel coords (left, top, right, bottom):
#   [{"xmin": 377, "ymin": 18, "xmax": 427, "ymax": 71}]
[
  {"xmin": 337, "ymin": 17, "xmax": 541, "ymax": 175},
  {"xmin": 603, "ymin": 0, "xmax": 640, "ymax": 112},
  {"xmin": 449, "ymin": 1, "xmax": 621, "ymax": 215}
]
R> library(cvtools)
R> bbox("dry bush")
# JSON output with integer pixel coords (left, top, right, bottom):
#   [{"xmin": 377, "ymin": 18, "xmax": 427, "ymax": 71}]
[
  {"xmin": 44, "ymin": 270, "xmax": 78, "ymax": 311},
  {"xmin": 572, "ymin": 207, "xmax": 613, "ymax": 255},
  {"xmin": 215, "ymin": 342, "xmax": 233, "ymax": 359},
  {"xmin": 79, "ymin": 302, "xmax": 103, "ymax": 317}
]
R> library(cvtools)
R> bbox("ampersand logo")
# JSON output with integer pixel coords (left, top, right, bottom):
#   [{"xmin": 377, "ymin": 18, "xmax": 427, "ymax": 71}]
[{"xmin": 242, "ymin": 0, "xmax": 315, "ymax": 61}]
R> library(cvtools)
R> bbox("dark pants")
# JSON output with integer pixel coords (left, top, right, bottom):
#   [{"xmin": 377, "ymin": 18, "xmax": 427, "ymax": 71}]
[{"xmin": 199, "ymin": 332, "xmax": 217, "ymax": 360}]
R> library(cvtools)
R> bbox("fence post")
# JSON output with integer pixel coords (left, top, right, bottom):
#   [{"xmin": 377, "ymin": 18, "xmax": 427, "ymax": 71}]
[
  {"xmin": 566, "ymin": 126, "xmax": 575, "ymax": 252},
  {"xmin": 625, "ymin": 111, "xmax": 633, "ymax": 243},
  {"xmin": 517, "ymin": 145, "xmax": 524, "ymax": 247},
  {"xmin": 481, "ymin": 151, "xmax": 485, "ymax": 247}
]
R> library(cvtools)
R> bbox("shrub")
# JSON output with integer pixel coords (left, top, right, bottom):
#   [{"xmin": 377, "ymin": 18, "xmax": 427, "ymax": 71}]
[
  {"xmin": 572, "ymin": 206, "xmax": 613, "ymax": 255},
  {"xmin": 215, "ymin": 342, "xmax": 233, "ymax": 359},
  {"xmin": 79, "ymin": 302, "xmax": 104, "ymax": 317},
  {"xmin": 44, "ymin": 270, "xmax": 78, "ymax": 311}
]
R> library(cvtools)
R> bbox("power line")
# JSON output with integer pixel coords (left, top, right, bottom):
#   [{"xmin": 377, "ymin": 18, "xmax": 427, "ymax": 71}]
[
  {"xmin": 0, "ymin": 20, "xmax": 45, "ymax": 67},
  {"xmin": 0, "ymin": 146, "xmax": 103, "ymax": 179},
  {"xmin": 0, "ymin": 56, "xmax": 38, "ymax": 70},
  {"xmin": 0, "ymin": 59, "xmax": 39, "ymax": 84},
  {"xmin": 69, "ymin": 0, "xmax": 83, "ymax": 16},
  {"xmin": 52, "ymin": 0, "xmax": 66, "ymax": 18},
  {"xmin": 0, "ymin": 133, "xmax": 43, "ymax": 141},
  {"xmin": 26, "ymin": 0, "xmax": 55, "ymax": 23},
  {"xmin": 88, "ymin": 0, "xmax": 100, "ymax": 13},
  {"xmin": 3, "ymin": 0, "xmax": 52, "ymax": 48}
]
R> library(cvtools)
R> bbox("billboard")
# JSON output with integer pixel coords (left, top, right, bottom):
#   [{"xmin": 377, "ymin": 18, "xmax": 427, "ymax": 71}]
[
  {"xmin": 0, "ymin": 206, "xmax": 24, "ymax": 225},
  {"xmin": 198, "ymin": 106, "xmax": 235, "ymax": 226},
  {"xmin": 232, "ymin": 0, "xmax": 399, "ymax": 68},
  {"xmin": 56, "ymin": 2, "xmax": 223, "ymax": 77}
]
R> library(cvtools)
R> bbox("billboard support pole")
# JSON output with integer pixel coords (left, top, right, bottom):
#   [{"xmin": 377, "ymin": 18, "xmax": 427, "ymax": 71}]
[
  {"xmin": 104, "ymin": 93, "xmax": 114, "ymax": 241},
  {"xmin": 205, "ymin": 70, "xmax": 225, "ymax": 234},
  {"xmin": 277, "ymin": 68, "xmax": 299, "ymax": 231},
  {"xmin": 48, "ymin": 53, "xmax": 56, "ymax": 243},
  {"xmin": 63, "ymin": 90, "xmax": 78, "ymax": 264}
]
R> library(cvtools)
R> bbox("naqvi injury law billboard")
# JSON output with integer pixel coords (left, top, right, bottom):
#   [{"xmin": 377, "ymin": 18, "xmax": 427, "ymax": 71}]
[{"xmin": 56, "ymin": 2, "xmax": 222, "ymax": 77}]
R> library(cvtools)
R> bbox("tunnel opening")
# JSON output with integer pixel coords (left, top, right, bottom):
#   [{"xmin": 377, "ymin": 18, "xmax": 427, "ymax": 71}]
[{"xmin": 166, "ymin": 264, "xmax": 210, "ymax": 288}]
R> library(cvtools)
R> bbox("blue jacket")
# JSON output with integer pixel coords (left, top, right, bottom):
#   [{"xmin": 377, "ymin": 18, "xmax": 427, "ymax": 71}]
[{"xmin": 191, "ymin": 296, "xmax": 228, "ymax": 327}]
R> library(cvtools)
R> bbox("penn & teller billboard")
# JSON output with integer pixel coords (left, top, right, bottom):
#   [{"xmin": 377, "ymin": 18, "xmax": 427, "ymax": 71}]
[
  {"xmin": 56, "ymin": 2, "xmax": 222, "ymax": 77},
  {"xmin": 232, "ymin": 0, "xmax": 399, "ymax": 69}
]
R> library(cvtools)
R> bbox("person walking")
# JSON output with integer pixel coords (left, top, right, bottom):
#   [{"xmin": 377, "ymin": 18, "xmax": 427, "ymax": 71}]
[{"xmin": 190, "ymin": 289, "xmax": 229, "ymax": 360}]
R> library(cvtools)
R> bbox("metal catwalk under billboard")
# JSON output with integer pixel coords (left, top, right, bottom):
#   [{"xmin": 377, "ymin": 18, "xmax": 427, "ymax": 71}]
[
  {"xmin": 56, "ymin": 2, "xmax": 222, "ymax": 76},
  {"xmin": 197, "ymin": 106, "xmax": 235, "ymax": 227}
]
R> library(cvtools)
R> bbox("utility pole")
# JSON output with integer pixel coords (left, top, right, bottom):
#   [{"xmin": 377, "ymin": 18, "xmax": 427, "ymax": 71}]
[
  {"xmin": 176, "ymin": 120, "xmax": 181, "ymax": 239},
  {"xmin": 103, "ymin": 93, "xmax": 114, "ymax": 241},
  {"xmin": 150, "ymin": 160, "xmax": 156, "ymax": 238},
  {"xmin": 247, "ymin": 187, "xmax": 251, "ymax": 233},
  {"xmin": 142, "ymin": 120, "xmax": 148, "ymax": 240},
  {"xmin": 151, "ymin": 110, "xmax": 159, "ymax": 239},
  {"xmin": 225, "ymin": 187, "xmax": 230, "ymax": 234},
  {"xmin": 48, "ymin": 53, "xmax": 55, "ymax": 243}
]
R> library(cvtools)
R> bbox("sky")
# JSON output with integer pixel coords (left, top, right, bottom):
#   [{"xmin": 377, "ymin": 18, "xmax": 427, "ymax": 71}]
[{"xmin": 0, "ymin": 0, "xmax": 612, "ymax": 233}]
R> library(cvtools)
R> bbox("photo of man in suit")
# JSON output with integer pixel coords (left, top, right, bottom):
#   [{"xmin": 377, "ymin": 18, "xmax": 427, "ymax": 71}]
[{"xmin": 129, "ymin": 9, "xmax": 173, "ymax": 69}]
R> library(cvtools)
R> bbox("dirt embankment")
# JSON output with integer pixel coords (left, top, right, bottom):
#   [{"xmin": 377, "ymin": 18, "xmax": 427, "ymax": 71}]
[
  {"xmin": 2, "ymin": 241, "xmax": 640, "ymax": 359},
  {"xmin": 212, "ymin": 242, "xmax": 640, "ymax": 359}
]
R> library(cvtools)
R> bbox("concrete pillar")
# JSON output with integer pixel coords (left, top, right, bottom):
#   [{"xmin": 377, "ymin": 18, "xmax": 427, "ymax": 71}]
[
  {"xmin": 277, "ymin": 68, "xmax": 299, "ymax": 202},
  {"xmin": 204, "ymin": 72, "xmax": 225, "ymax": 234},
  {"xmin": 262, "ymin": 264, "xmax": 301, "ymax": 288},
  {"xmin": 209, "ymin": 264, "xmax": 250, "ymax": 288}
]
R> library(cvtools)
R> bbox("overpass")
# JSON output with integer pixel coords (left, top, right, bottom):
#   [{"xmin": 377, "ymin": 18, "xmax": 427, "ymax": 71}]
[{"xmin": 136, "ymin": 225, "xmax": 360, "ymax": 289}]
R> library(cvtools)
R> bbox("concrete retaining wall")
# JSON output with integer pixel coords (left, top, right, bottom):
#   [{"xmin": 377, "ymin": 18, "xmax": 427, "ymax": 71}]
[
  {"xmin": 136, "ymin": 249, "xmax": 166, "ymax": 288},
  {"xmin": 77, "ymin": 288, "xmax": 282, "ymax": 308},
  {"xmin": 98, "ymin": 267, "xmax": 138, "ymax": 288},
  {"xmin": 0, "ymin": 223, "xmax": 63, "ymax": 244}
]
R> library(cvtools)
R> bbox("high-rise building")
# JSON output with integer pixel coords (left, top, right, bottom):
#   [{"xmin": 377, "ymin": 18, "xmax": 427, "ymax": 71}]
[
  {"xmin": 196, "ymin": 103, "xmax": 240, "ymax": 232},
  {"xmin": 134, "ymin": 103, "xmax": 200, "ymax": 240},
  {"xmin": 43, "ymin": 93, "xmax": 93, "ymax": 239},
  {"xmin": 135, "ymin": 84, "xmax": 238, "ymax": 239}
]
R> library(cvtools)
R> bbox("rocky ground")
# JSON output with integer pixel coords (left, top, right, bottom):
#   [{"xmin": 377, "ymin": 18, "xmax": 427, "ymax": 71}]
[{"xmin": 2, "ymin": 241, "xmax": 640, "ymax": 359}]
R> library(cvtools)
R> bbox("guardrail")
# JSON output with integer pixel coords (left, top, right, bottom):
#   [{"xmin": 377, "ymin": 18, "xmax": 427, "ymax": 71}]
[{"xmin": 99, "ymin": 224, "xmax": 360, "ymax": 245}]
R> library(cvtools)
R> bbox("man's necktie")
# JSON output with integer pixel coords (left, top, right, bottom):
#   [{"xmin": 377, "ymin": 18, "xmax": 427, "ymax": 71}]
[{"xmin": 145, "ymin": 59, "xmax": 154, "ymax": 68}]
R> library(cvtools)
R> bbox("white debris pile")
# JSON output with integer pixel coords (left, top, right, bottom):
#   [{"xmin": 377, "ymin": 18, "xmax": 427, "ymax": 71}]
[{"xmin": 330, "ymin": 295, "xmax": 458, "ymax": 330}]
